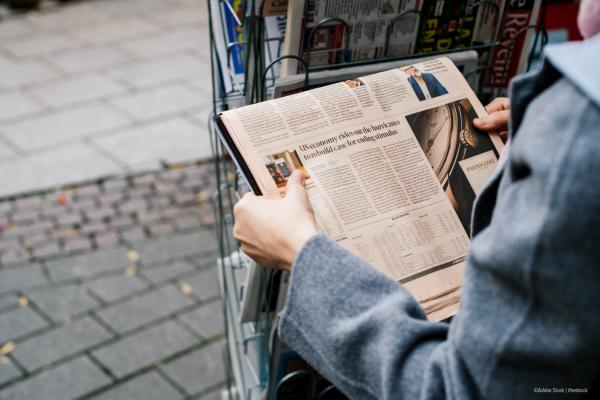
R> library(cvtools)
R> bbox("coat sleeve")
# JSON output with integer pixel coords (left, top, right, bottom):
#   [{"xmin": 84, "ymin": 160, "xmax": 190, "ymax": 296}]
[{"xmin": 278, "ymin": 78, "xmax": 600, "ymax": 400}]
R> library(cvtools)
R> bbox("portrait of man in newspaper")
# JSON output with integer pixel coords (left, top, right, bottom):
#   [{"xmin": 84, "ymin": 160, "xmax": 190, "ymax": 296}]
[
  {"xmin": 406, "ymin": 99, "xmax": 499, "ymax": 234},
  {"xmin": 403, "ymin": 65, "xmax": 449, "ymax": 101}
]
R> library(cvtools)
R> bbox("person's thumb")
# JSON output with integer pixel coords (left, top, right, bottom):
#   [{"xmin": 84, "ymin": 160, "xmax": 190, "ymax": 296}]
[
  {"xmin": 473, "ymin": 110, "xmax": 509, "ymax": 131},
  {"xmin": 285, "ymin": 170, "xmax": 308, "ymax": 202}
]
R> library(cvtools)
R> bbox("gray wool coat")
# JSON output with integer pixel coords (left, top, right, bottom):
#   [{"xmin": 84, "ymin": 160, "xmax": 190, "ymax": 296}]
[{"xmin": 278, "ymin": 34, "xmax": 600, "ymax": 399}]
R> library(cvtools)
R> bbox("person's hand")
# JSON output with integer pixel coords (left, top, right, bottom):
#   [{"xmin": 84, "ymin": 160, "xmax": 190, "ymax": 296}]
[
  {"xmin": 473, "ymin": 97, "xmax": 510, "ymax": 140},
  {"xmin": 233, "ymin": 171, "xmax": 318, "ymax": 272}
]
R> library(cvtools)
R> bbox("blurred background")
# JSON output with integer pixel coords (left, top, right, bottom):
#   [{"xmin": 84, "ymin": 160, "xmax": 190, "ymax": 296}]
[{"xmin": 0, "ymin": 1, "xmax": 225, "ymax": 399}]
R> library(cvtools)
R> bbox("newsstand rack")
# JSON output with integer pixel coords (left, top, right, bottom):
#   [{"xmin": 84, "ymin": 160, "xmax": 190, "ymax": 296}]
[{"xmin": 207, "ymin": 1, "xmax": 549, "ymax": 399}]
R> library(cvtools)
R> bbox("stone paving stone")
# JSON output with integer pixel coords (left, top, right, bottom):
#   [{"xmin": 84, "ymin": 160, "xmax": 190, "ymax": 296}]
[
  {"xmin": 63, "ymin": 237, "xmax": 93, "ymax": 253},
  {"xmin": 92, "ymin": 320, "xmax": 197, "ymax": 378},
  {"xmin": 11, "ymin": 316, "xmax": 112, "ymax": 371},
  {"xmin": 0, "ymin": 358, "xmax": 21, "ymax": 387},
  {"xmin": 135, "ymin": 209, "xmax": 163, "ymax": 225},
  {"xmin": 0, "ymin": 18, "xmax": 34, "ymax": 39},
  {"xmin": 0, "ymin": 60, "xmax": 57, "ymax": 90},
  {"xmin": 175, "ymin": 215, "xmax": 202, "ymax": 231},
  {"xmin": 108, "ymin": 215, "xmax": 133, "ymax": 230},
  {"xmin": 0, "ymin": 92, "xmax": 44, "ymax": 122},
  {"xmin": 28, "ymin": 75, "xmax": 127, "ymax": 109},
  {"xmin": 0, "ymin": 264, "xmax": 47, "ymax": 295},
  {"xmin": 55, "ymin": 211, "xmax": 82, "ymax": 227},
  {"xmin": 178, "ymin": 300, "xmax": 224, "ymax": 340},
  {"xmin": 1, "ymin": 32, "xmax": 78, "ymax": 58},
  {"xmin": 133, "ymin": 230, "xmax": 217, "ymax": 264},
  {"xmin": 106, "ymin": 53, "xmax": 207, "ymax": 89},
  {"xmin": 120, "ymin": 227, "xmax": 147, "ymax": 244},
  {"xmin": 94, "ymin": 231, "xmax": 119, "ymax": 248},
  {"xmin": 0, "ymin": 104, "xmax": 130, "ymax": 152},
  {"xmin": 0, "ymin": 238, "xmax": 19, "ymax": 252},
  {"xmin": 200, "ymin": 388, "xmax": 227, "ymax": 400},
  {"xmin": 97, "ymin": 284, "xmax": 194, "ymax": 334},
  {"xmin": 74, "ymin": 184, "xmax": 102, "ymax": 199},
  {"xmin": 0, "ymin": 296, "xmax": 19, "ymax": 312},
  {"xmin": 0, "ymin": 142, "xmax": 122, "ymax": 198},
  {"xmin": 110, "ymin": 84, "xmax": 205, "ymax": 121},
  {"xmin": 148, "ymin": 5, "xmax": 208, "ymax": 28},
  {"xmin": 31, "ymin": 242, "xmax": 62, "ymax": 259},
  {"xmin": 0, "ymin": 356, "xmax": 111, "ymax": 400},
  {"xmin": 0, "ymin": 139, "xmax": 18, "ymax": 160},
  {"xmin": 49, "ymin": 47, "xmax": 130, "ymax": 74},
  {"xmin": 119, "ymin": 27, "xmax": 205, "ymax": 58},
  {"xmin": 27, "ymin": 285, "xmax": 99, "ymax": 322},
  {"xmin": 178, "ymin": 267, "xmax": 220, "ymax": 302},
  {"xmin": 90, "ymin": 370, "xmax": 182, "ymax": 400},
  {"xmin": 162, "ymin": 340, "xmax": 225, "ymax": 396},
  {"xmin": 86, "ymin": 274, "xmax": 146, "ymax": 303},
  {"xmin": 74, "ymin": 17, "xmax": 159, "ymax": 45},
  {"xmin": 93, "ymin": 117, "xmax": 212, "ymax": 168},
  {"xmin": 46, "ymin": 246, "xmax": 130, "ymax": 282},
  {"xmin": 117, "ymin": 199, "xmax": 147, "ymax": 214},
  {"xmin": 85, "ymin": 207, "xmax": 114, "ymax": 222},
  {"xmin": 147, "ymin": 222, "xmax": 174, "ymax": 237},
  {"xmin": 0, "ymin": 247, "xmax": 30, "ymax": 266},
  {"xmin": 49, "ymin": 226, "xmax": 79, "ymax": 241},
  {"xmin": 0, "ymin": 306, "xmax": 48, "ymax": 343},
  {"xmin": 27, "ymin": 1, "xmax": 111, "ymax": 30},
  {"xmin": 142, "ymin": 261, "xmax": 196, "ymax": 284}
]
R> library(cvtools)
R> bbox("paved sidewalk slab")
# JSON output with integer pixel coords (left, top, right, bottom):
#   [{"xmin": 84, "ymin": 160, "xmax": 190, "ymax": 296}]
[
  {"xmin": 90, "ymin": 371, "xmax": 183, "ymax": 400},
  {"xmin": 0, "ymin": 161, "xmax": 224, "ymax": 398},
  {"xmin": 0, "ymin": 0, "xmax": 213, "ymax": 198},
  {"xmin": 0, "ymin": 356, "xmax": 111, "ymax": 400},
  {"xmin": 92, "ymin": 320, "xmax": 197, "ymax": 378}
]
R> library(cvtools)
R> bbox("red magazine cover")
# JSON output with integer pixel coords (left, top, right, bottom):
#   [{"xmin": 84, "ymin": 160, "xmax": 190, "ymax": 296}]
[{"xmin": 484, "ymin": 0, "xmax": 542, "ymax": 92}]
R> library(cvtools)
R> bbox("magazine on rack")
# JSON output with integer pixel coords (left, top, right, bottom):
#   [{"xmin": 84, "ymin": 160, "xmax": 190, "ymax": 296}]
[
  {"xmin": 217, "ymin": 57, "xmax": 504, "ymax": 322},
  {"xmin": 281, "ymin": 0, "xmax": 422, "ymax": 76}
]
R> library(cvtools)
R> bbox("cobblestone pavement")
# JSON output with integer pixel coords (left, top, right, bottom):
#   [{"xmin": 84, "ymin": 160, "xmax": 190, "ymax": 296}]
[
  {"xmin": 0, "ymin": 162, "xmax": 227, "ymax": 400},
  {"xmin": 0, "ymin": 0, "xmax": 212, "ymax": 197}
]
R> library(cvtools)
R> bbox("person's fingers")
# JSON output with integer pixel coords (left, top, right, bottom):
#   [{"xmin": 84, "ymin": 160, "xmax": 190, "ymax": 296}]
[
  {"xmin": 474, "ymin": 109, "xmax": 510, "ymax": 131},
  {"xmin": 484, "ymin": 97, "xmax": 510, "ymax": 114},
  {"xmin": 285, "ymin": 170, "xmax": 308, "ymax": 202}
]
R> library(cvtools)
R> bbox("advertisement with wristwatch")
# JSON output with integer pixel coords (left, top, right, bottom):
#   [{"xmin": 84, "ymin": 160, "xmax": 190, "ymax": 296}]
[{"xmin": 406, "ymin": 98, "xmax": 500, "ymax": 235}]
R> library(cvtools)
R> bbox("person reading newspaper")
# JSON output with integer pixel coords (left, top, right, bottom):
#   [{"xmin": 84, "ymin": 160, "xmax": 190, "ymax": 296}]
[{"xmin": 232, "ymin": 2, "xmax": 600, "ymax": 398}]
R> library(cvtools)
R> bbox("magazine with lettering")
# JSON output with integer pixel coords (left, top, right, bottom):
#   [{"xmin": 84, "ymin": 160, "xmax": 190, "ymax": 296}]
[
  {"xmin": 216, "ymin": 57, "xmax": 504, "ymax": 322},
  {"xmin": 281, "ymin": 0, "xmax": 422, "ymax": 76}
]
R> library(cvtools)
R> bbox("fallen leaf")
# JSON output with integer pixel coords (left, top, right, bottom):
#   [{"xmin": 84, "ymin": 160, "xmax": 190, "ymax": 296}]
[
  {"xmin": 127, "ymin": 250, "xmax": 140, "ymax": 262},
  {"xmin": 179, "ymin": 282, "xmax": 193, "ymax": 295},
  {"xmin": 126, "ymin": 266, "xmax": 137, "ymax": 277},
  {"xmin": 0, "ymin": 342, "xmax": 15, "ymax": 355},
  {"xmin": 195, "ymin": 191, "xmax": 210, "ymax": 204},
  {"xmin": 200, "ymin": 215, "xmax": 214, "ymax": 225},
  {"xmin": 18, "ymin": 296, "xmax": 29, "ymax": 308},
  {"xmin": 63, "ymin": 316, "xmax": 72, "ymax": 326}
]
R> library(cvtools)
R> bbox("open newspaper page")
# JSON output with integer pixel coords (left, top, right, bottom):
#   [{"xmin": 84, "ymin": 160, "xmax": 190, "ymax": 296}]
[{"xmin": 221, "ymin": 57, "xmax": 503, "ymax": 321}]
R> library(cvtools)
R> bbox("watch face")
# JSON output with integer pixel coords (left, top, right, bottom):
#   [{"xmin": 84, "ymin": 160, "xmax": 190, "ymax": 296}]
[{"xmin": 408, "ymin": 103, "xmax": 463, "ymax": 186}]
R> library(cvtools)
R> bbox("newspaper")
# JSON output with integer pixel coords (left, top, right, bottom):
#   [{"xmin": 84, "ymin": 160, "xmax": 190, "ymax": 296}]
[
  {"xmin": 219, "ymin": 57, "xmax": 503, "ymax": 321},
  {"xmin": 273, "ymin": 50, "xmax": 479, "ymax": 98},
  {"xmin": 281, "ymin": 0, "xmax": 422, "ymax": 76}
]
